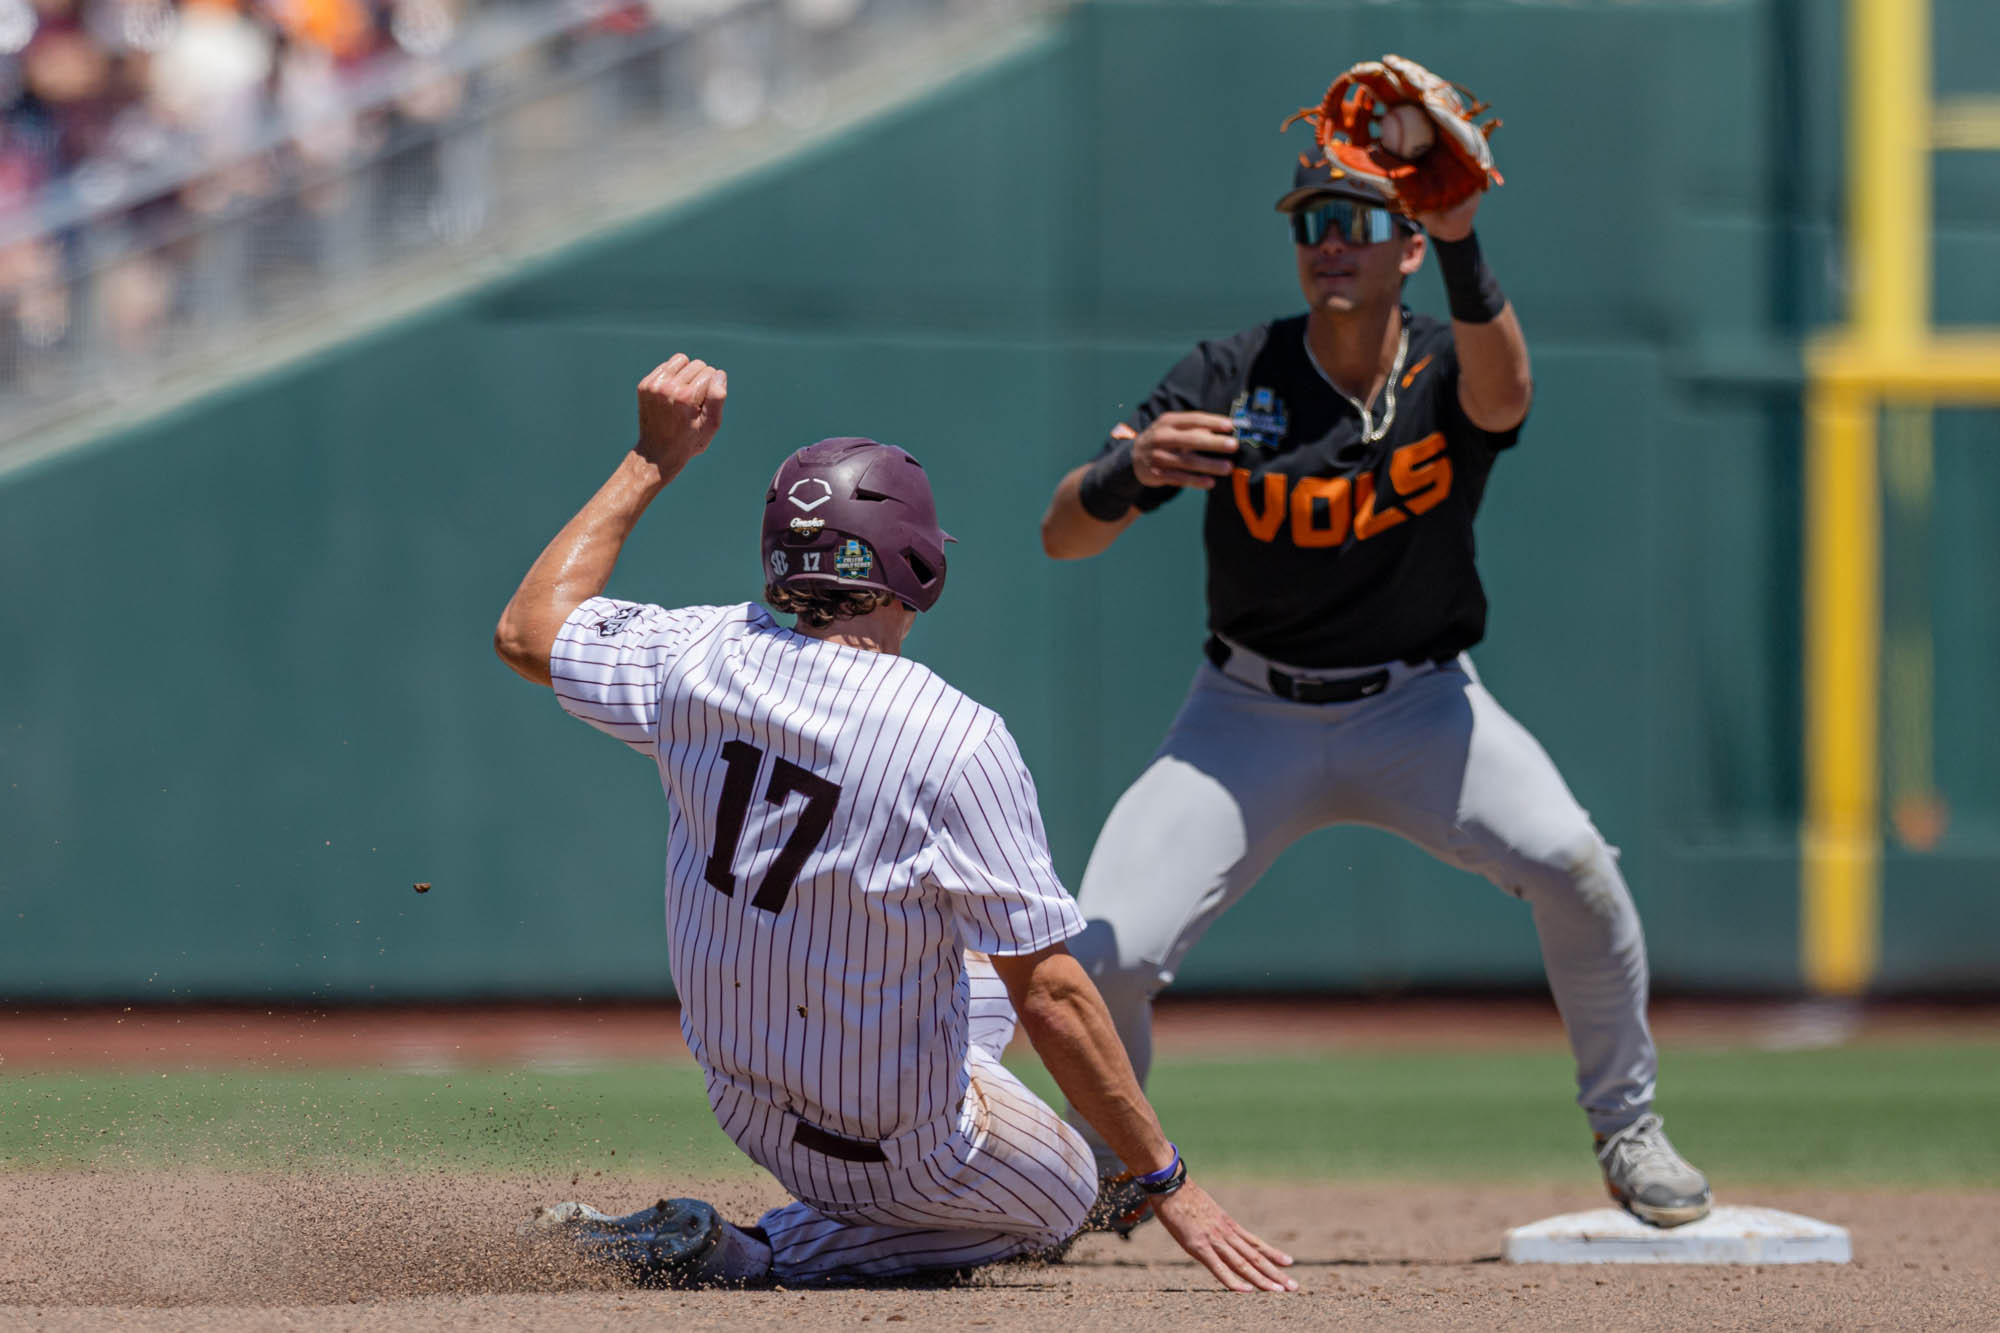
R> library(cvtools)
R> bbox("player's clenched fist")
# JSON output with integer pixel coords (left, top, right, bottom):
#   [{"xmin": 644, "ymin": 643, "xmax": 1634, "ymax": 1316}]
[
  {"xmin": 635, "ymin": 354, "xmax": 729, "ymax": 476},
  {"xmin": 1123, "ymin": 411, "xmax": 1239, "ymax": 490}
]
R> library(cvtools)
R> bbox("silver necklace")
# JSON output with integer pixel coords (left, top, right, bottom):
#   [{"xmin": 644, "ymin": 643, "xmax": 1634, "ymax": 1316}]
[{"xmin": 1306, "ymin": 323, "xmax": 1409, "ymax": 445}]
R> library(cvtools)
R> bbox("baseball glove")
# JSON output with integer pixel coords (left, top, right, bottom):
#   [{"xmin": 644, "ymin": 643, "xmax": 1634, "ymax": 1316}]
[
  {"xmin": 1027, "ymin": 1169, "xmax": 1156, "ymax": 1264},
  {"xmin": 1282, "ymin": 54, "xmax": 1503, "ymax": 215},
  {"xmin": 1082, "ymin": 1168, "xmax": 1156, "ymax": 1239}
]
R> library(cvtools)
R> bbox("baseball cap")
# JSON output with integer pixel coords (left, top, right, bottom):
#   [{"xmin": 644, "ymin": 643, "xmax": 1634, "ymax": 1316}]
[{"xmin": 1273, "ymin": 154, "xmax": 1402, "ymax": 215}]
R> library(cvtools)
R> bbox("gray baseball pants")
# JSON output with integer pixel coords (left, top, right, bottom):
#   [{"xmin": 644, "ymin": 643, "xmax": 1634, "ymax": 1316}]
[{"xmin": 1064, "ymin": 648, "xmax": 1658, "ymax": 1167}]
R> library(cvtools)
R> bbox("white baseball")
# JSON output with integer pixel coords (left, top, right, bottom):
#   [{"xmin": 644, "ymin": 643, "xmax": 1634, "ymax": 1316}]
[{"xmin": 1377, "ymin": 104, "xmax": 1435, "ymax": 160}]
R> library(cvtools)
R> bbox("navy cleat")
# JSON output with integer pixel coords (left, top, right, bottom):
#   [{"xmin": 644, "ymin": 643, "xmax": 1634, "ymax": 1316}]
[{"xmin": 527, "ymin": 1197, "xmax": 774, "ymax": 1288}]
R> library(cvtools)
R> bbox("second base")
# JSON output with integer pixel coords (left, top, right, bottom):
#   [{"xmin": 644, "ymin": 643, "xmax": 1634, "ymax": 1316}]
[{"xmin": 1503, "ymin": 1205, "xmax": 1851, "ymax": 1264}]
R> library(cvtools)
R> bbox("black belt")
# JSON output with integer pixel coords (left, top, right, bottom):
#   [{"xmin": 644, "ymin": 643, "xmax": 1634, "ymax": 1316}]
[
  {"xmin": 792, "ymin": 1118, "xmax": 888, "ymax": 1163},
  {"xmin": 1203, "ymin": 635, "xmax": 1390, "ymax": 705}
]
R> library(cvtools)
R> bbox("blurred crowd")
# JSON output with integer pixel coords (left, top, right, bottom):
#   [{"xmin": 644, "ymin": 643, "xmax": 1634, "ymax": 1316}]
[
  {"xmin": 0, "ymin": 0, "xmax": 879, "ymax": 400},
  {"xmin": 0, "ymin": 0, "xmax": 487, "ymax": 377},
  {"xmin": 0, "ymin": 0, "xmax": 467, "ymax": 203}
]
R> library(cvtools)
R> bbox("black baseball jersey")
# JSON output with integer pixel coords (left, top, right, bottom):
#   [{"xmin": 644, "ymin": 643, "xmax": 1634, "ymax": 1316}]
[{"xmin": 1103, "ymin": 310, "xmax": 1520, "ymax": 669}]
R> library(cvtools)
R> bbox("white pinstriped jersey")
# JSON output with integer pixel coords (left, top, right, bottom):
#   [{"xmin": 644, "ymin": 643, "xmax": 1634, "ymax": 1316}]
[{"xmin": 552, "ymin": 598, "xmax": 1084, "ymax": 1145}]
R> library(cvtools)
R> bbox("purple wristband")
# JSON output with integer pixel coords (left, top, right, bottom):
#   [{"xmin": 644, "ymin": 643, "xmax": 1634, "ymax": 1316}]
[{"xmin": 1134, "ymin": 1143, "xmax": 1186, "ymax": 1196}]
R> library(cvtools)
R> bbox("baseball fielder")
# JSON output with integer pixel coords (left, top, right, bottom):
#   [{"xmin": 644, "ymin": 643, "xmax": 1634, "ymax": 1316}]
[
  {"xmin": 495, "ymin": 354, "xmax": 1297, "ymax": 1291},
  {"xmin": 1039, "ymin": 79, "xmax": 1712, "ymax": 1229}
]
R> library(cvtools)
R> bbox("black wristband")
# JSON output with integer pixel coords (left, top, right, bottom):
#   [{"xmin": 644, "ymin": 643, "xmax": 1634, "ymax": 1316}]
[
  {"xmin": 1432, "ymin": 230, "xmax": 1507, "ymax": 324},
  {"xmin": 1076, "ymin": 437, "xmax": 1148, "ymax": 521}
]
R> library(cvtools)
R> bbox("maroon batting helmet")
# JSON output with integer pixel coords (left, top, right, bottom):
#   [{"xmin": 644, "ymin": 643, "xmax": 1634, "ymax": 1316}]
[{"xmin": 761, "ymin": 438, "xmax": 953, "ymax": 612}]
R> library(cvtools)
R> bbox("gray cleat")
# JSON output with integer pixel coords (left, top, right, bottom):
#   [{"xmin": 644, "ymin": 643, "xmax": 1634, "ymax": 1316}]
[
  {"xmin": 1595, "ymin": 1113, "xmax": 1713, "ymax": 1228},
  {"xmin": 527, "ymin": 1197, "xmax": 773, "ymax": 1288}
]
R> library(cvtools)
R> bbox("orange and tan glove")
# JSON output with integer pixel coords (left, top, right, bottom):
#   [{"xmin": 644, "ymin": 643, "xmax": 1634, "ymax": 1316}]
[{"xmin": 1283, "ymin": 54, "xmax": 1503, "ymax": 216}]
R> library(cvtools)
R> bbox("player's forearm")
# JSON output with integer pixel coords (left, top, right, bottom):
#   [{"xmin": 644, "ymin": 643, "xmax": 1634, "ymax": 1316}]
[
  {"xmin": 1431, "ymin": 230, "xmax": 1532, "ymax": 432},
  {"xmin": 1451, "ymin": 304, "xmax": 1532, "ymax": 431},
  {"xmin": 1010, "ymin": 951, "xmax": 1174, "ymax": 1175},
  {"xmin": 494, "ymin": 450, "xmax": 673, "ymax": 685},
  {"xmin": 1040, "ymin": 466, "xmax": 1138, "ymax": 560}
]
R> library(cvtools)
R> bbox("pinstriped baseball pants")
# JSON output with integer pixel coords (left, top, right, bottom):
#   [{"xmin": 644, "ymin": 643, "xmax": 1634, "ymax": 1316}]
[{"xmin": 721, "ymin": 955, "xmax": 1097, "ymax": 1283}]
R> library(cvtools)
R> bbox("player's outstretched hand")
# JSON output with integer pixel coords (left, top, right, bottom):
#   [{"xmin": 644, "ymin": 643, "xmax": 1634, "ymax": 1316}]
[
  {"xmin": 1150, "ymin": 1181, "xmax": 1298, "ymax": 1293},
  {"xmin": 635, "ymin": 354, "xmax": 728, "ymax": 477},
  {"xmin": 1122, "ymin": 412, "xmax": 1238, "ymax": 490}
]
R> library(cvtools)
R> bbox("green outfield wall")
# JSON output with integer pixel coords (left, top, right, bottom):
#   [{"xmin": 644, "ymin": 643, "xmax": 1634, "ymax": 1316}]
[{"xmin": 4, "ymin": 0, "xmax": 1996, "ymax": 1000}]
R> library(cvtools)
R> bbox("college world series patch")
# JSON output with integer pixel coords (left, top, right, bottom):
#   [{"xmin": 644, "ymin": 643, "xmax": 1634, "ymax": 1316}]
[
  {"xmin": 834, "ymin": 539, "xmax": 874, "ymax": 579},
  {"xmin": 1230, "ymin": 386, "xmax": 1289, "ymax": 453}
]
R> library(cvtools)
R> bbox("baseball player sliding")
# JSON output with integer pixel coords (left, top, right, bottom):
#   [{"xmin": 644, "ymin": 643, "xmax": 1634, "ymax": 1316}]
[
  {"xmin": 1041, "ymin": 57, "xmax": 1712, "ymax": 1229},
  {"xmin": 495, "ymin": 355, "xmax": 1296, "ymax": 1291}
]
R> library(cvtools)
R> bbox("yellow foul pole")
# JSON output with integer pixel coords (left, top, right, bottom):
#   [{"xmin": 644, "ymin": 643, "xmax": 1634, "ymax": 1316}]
[
  {"xmin": 1848, "ymin": 0, "xmax": 1930, "ymax": 346},
  {"xmin": 1801, "ymin": 379, "xmax": 1880, "ymax": 993},
  {"xmin": 1801, "ymin": 0, "xmax": 1929, "ymax": 993}
]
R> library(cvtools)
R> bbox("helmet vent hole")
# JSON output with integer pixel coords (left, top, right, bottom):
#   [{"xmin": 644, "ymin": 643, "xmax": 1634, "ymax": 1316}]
[
  {"xmin": 904, "ymin": 551, "xmax": 937, "ymax": 586},
  {"xmin": 854, "ymin": 487, "xmax": 893, "ymax": 502}
]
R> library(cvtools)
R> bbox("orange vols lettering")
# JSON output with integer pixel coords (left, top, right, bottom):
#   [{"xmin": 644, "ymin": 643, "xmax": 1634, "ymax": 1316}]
[
  {"xmin": 1233, "ymin": 435, "xmax": 1451, "ymax": 546},
  {"xmin": 1351, "ymin": 473, "xmax": 1407, "ymax": 540},
  {"xmin": 1289, "ymin": 476, "xmax": 1352, "ymax": 547},
  {"xmin": 1232, "ymin": 468, "xmax": 1288, "ymax": 542},
  {"xmin": 1400, "ymin": 354, "xmax": 1434, "ymax": 389},
  {"xmin": 1390, "ymin": 432, "xmax": 1452, "ymax": 515}
]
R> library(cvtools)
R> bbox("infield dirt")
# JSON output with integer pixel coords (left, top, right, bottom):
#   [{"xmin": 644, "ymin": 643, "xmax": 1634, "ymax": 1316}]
[
  {"xmin": 2, "ymin": 1171, "xmax": 1992, "ymax": 1331},
  {"xmin": 6, "ymin": 1001, "xmax": 1994, "ymax": 1329}
]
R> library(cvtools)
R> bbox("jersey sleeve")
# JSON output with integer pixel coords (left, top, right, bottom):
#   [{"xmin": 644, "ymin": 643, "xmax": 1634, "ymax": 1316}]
[
  {"xmin": 925, "ymin": 719, "xmax": 1085, "ymax": 956},
  {"xmin": 1090, "ymin": 339, "xmax": 1243, "ymax": 514},
  {"xmin": 550, "ymin": 597, "xmax": 717, "ymax": 757}
]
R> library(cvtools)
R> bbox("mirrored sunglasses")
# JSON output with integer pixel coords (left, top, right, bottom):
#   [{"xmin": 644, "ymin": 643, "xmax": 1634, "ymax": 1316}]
[{"xmin": 1289, "ymin": 198, "xmax": 1406, "ymax": 247}]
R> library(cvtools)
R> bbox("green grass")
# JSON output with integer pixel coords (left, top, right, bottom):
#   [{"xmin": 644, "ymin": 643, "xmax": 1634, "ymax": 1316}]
[
  {"xmin": 0, "ymin": 1064, "xmax": 745, "ymax": 1176},
  {"xmin": 1016, "ymin": 1043, "xmax": 2000, "ymax": 1188},
  {"xmin": 5, "ymin": 1041, "xmax": 1996, "ymax": 1187}
]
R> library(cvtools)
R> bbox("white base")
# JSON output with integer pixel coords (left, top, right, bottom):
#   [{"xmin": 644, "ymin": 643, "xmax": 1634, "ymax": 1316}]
[{"xmin": 1503, "ymin": 1205, "xmax": 1851, "ymax": 1265}]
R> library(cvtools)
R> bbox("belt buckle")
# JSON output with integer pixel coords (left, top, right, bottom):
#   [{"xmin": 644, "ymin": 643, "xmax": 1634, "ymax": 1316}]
[
  {"xmin": 1285, "ymin": 667, "xmax": 1389, "ymax": 705},
  {"xmin": 1292, "ymin": 673, "xmax": 1340, "ymax": 704}
]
